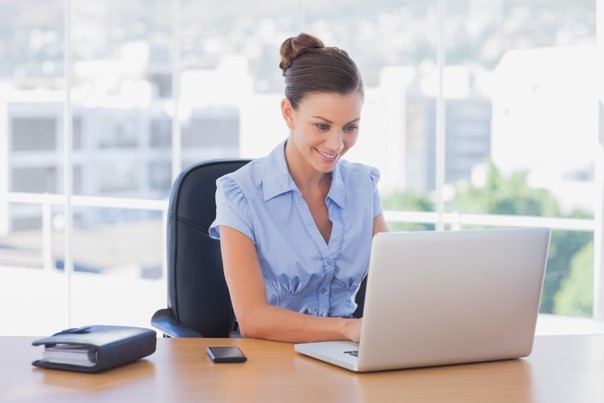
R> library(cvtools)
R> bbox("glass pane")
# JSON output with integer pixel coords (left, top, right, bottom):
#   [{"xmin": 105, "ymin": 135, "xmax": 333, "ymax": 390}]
[
  {"xmin": 70, "ymin": 271, "xmax": 164, "ymax": 328},
  {"xmin": 0, "ymin": 201, "xmax": 72, "ymax": 335},
  {"xmin": 62, "ymin": 0, "xmax": 171, "ymax": 333},
  {"xmin": 71, "ymin": 0, "xmax": 173, "ymax": 199},
  {"xmin": 1, "ymin": 0, "xmax": 65, "ymax": 194},
  {"xmin": 546, "ymin": 230, "xmax": 594, "ymax": 317},
  {"xmin": 0, "ymin": 0, "xmax": 67, "ymax": 336},
  {"xmin": 445, "ymin": 1, "xmax": 596, "ymax": 219},
  {"xmin": 179, "ymin": 0, "xmax": 299, "ymax": 167},
  {"xmin": 67, "ymin": 207, "xmax": 165, "ymax": 328},
  {"xmin": 457, "ymin": 225, "xmax": 594, "ymax": 317},
  {"xmin": 67, "ymin": 208, "xmax": 164, "ymax": 280},
  {"xmin": 444, "ymin": 1, "xmax": 596, "ymax": 318},
  {"xmin": 0, "ymin": 203, "xmax": 44, "ymax": 268},
  {"xmin": 0, "ymin": 265, "xmax": 70, "ymax": 336}
]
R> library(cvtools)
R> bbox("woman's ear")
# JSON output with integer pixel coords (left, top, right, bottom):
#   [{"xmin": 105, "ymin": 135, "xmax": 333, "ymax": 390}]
[{"xmin": 281, "ymin": 98, "xmax": 295, "ymax": 129}]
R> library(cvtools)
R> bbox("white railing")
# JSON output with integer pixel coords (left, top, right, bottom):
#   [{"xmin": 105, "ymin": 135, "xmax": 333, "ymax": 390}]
[
  {"xmin": 1, "ymin": 191, "xmax": 598, "ymax": 322},
  {"xmin": 5, "ymin": 192, "xmax": 168, "ymax": 211},
  {"xmin": 384, "ymin": 210, "xmax": 594, "ymax": 232},
  {"xmin": 3, "ymin": 192, "xmax": 595, "ymax": 275},
  {"xmin": 4, "ymin": 192, "xmax": 169, "ymax": 275}
]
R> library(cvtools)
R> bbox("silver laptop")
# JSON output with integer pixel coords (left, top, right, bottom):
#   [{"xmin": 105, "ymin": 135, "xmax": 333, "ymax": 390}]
[{"xmin": 295, "ymin": 227, "xmax": 551, "ymax": 372}]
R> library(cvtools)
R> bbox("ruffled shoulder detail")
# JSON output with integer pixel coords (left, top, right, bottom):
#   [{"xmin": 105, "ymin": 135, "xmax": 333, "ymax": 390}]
[
  {"xmin": 209, "ymin": 174, "xmax": 255, "ymax": 242},
  {"xmin": 369, "ymin": 165, "xmax": 381, "ymax": 190}
]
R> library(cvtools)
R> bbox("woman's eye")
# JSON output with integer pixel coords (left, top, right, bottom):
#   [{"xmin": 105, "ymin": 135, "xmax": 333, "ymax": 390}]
[
  {"xmin": 344, "ymin": 125, "xmax": 359, "ymax": 132},
  {"xmin": 316, "ymin": 123, "xmax": 330, "ymax": 131}
]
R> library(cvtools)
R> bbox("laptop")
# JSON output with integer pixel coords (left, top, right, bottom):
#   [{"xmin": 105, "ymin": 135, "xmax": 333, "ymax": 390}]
[{"xmin": 295, "ymin": 227, "xmax": 551, "ymax": 372}]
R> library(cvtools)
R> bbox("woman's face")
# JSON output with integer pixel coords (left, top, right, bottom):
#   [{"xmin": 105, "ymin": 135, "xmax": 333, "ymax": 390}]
[{"xmin": 282, "ymin": 91, "xmax": 363, "ymax": 174}]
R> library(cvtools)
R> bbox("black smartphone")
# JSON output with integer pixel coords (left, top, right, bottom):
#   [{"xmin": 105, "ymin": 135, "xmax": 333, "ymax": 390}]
[{"xmin": 206, "ymin": 346, "xmax": 247, "ymax": 363}]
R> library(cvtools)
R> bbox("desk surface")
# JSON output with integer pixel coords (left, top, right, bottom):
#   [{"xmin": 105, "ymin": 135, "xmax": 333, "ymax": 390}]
[{"xmin": 1, "ymin": 334, "xmax": 603, "ymax": 402}]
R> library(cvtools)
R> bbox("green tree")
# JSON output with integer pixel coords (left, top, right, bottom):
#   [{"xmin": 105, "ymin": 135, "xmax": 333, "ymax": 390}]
[
  {"xmin": 382, "ymin": 192, "xmax": 434, "ymax": 232},
  {"xmin": 541, "ymin": 228, "xmax": 593, "ymax": 313},
  {"xmin": 382, "ymin": 160, "xmax": 593, "ymax": 315},
  {"xmin": 450, "ymin": 161, "xmax": 591, "ymax": 313},
  {"xmin": 451, "ymin": 161, "xmax": 560, "ymax": 217},
  {"xmin": 553, "ymin": 241, "xmax": 594, "ymax": 317}
]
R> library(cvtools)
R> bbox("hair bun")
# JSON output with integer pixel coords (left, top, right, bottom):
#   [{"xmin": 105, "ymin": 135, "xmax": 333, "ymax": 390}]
[{"xmin": 279, "ymin": 33, "xmax": 325, "ymax": 76}]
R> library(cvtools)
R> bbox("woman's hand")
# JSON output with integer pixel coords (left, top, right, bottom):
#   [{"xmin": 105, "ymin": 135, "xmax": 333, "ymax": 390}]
[{"xmin": 346, "ymin": 318, "xmax": 363, "ymax": 342}]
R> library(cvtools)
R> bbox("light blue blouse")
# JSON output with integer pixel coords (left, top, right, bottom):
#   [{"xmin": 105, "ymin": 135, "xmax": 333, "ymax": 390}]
[{"xmin": 209, "ymin": 141, "xmax": 383, "ymax": 318}]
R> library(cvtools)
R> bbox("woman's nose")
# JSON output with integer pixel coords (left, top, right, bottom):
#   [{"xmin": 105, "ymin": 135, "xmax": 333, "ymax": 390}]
[{"xmin": 325, "ymin": 130, "xmax": 344, "ymax": 153}]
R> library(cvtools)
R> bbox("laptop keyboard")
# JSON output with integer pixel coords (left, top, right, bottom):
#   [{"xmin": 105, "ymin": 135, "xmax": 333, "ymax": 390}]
[{"xmin": 344, "ymin": 350, "xmax": 359, "ymax": 357}]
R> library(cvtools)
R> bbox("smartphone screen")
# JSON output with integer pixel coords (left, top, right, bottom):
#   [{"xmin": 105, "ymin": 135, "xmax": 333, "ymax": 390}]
[{"xmin": 206, "ymin": 346, "xmax": 247, "ymax": 363}]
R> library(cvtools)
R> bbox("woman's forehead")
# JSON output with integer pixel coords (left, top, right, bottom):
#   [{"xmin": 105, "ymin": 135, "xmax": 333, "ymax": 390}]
[{"xmin": 297, "ymin": 91, "xmax": 364, "ymax": 117}]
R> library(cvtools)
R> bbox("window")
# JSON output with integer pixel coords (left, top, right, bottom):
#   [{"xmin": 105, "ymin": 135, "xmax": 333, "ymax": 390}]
[
  {"xmin": 11, "ymin": 117, "xmax": 57, "ymax": 151},
  {"xmin": 0, "ymin": 0, "xmax": 602, "ymax": 336},
  {"xmin": 11, "ymin": 167, "xmax": 57, "ymax": 193}
]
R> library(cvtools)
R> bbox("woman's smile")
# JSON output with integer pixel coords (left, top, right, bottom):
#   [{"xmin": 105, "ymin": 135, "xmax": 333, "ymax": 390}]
[{"xmin": 315, "ymin": 148, "xmax": 339, "ymax": 162}]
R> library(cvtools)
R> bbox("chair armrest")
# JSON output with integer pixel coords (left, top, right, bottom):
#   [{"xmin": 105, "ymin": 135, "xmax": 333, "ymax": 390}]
[{"xmin": 151, "ymin": 309, "xmax": 203, "ymax": 338}]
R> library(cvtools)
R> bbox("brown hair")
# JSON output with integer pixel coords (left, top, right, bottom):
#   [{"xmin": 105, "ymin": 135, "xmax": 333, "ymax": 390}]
[{"xmin": 279, "ymin": 33, "xmax": 364, "ymax": 109}]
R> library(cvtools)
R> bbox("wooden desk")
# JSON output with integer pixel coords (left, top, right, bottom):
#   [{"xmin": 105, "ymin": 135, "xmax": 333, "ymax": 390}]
[{"xmin": 1, "ymin": 334, "xmax": 603, "ymax": 402}]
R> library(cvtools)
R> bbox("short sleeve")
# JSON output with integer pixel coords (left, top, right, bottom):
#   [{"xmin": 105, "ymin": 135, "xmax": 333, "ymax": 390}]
[
  {"xmin": 369, "ymin": 166, "xmax": 383, "ymax": 218},
  {"xmin": 208, "ymin": 175, "xmax": 255, "ymax": 243}
]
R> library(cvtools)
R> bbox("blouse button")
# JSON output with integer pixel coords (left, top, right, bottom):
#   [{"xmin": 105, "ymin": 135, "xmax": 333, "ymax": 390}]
[
  {"xmin": 321, "ymin": 288, "xmax": 328, "ymax": 294},
  {"xmin": 326, "ymin": 258, "xmax": 334, "ymax": 266}
]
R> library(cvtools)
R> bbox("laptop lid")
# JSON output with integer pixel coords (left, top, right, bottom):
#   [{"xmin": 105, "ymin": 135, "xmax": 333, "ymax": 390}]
[{"xmin": 356, "ymin": 227, "xmax": 550, "ymax": 372}]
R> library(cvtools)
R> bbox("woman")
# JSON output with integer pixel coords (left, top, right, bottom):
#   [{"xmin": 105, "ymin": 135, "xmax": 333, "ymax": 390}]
[{"xmin": 209, "ymin": 33, "xmax": 389, "ymax": 343}]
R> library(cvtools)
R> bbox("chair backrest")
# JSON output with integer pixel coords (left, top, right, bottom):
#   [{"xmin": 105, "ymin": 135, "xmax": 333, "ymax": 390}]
[{"xmin": 166, "ymin": 159, "xmax": 250, "ymax": 337}]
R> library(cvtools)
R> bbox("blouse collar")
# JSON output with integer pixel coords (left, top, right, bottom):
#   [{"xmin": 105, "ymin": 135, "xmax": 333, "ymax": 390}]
[{"xmin": 262, "ymin": 140, "xmax": 346, "ymax": 208}]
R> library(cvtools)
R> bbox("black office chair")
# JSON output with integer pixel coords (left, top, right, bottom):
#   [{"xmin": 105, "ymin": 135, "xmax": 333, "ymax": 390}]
[
  {"xmin": 151, "ymin": 158, "xmax": 367, "ymax": 338},
  {"xmin": 151, "ymin": 159, "xmax": 251, "ymax": 338}
]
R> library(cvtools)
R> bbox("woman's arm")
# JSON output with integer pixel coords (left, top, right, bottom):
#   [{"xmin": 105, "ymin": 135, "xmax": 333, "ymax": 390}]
[
  {"xmin": 373, "ymin": 213, "xmax": 389, "ymax": 236},
  {"xmin": 219, "ymin": 225, "xmax": 361, "ymax": 343}
]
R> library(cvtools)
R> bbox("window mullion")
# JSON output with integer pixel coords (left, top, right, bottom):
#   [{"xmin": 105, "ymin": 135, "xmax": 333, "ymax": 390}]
[
  {"xmin": 594, "ymin": 0, "xmax": 604, "ymax": 321},
  {"xmin": 63, "ymin": 0, "xmax": 74, "ymax": 328}
]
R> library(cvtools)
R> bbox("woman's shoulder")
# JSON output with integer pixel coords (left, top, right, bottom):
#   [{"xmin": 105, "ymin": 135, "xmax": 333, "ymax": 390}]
[
  {"xmin": 219, "ymin": 142, "xmax": 287, "ymax": 195},
  {"xmin": 216, "ymin": 156, "xmax": 266, "ymax": 197},
  {"xmin": 338, "ymin": 159, "xmax": 380, "ymax": 184}
]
